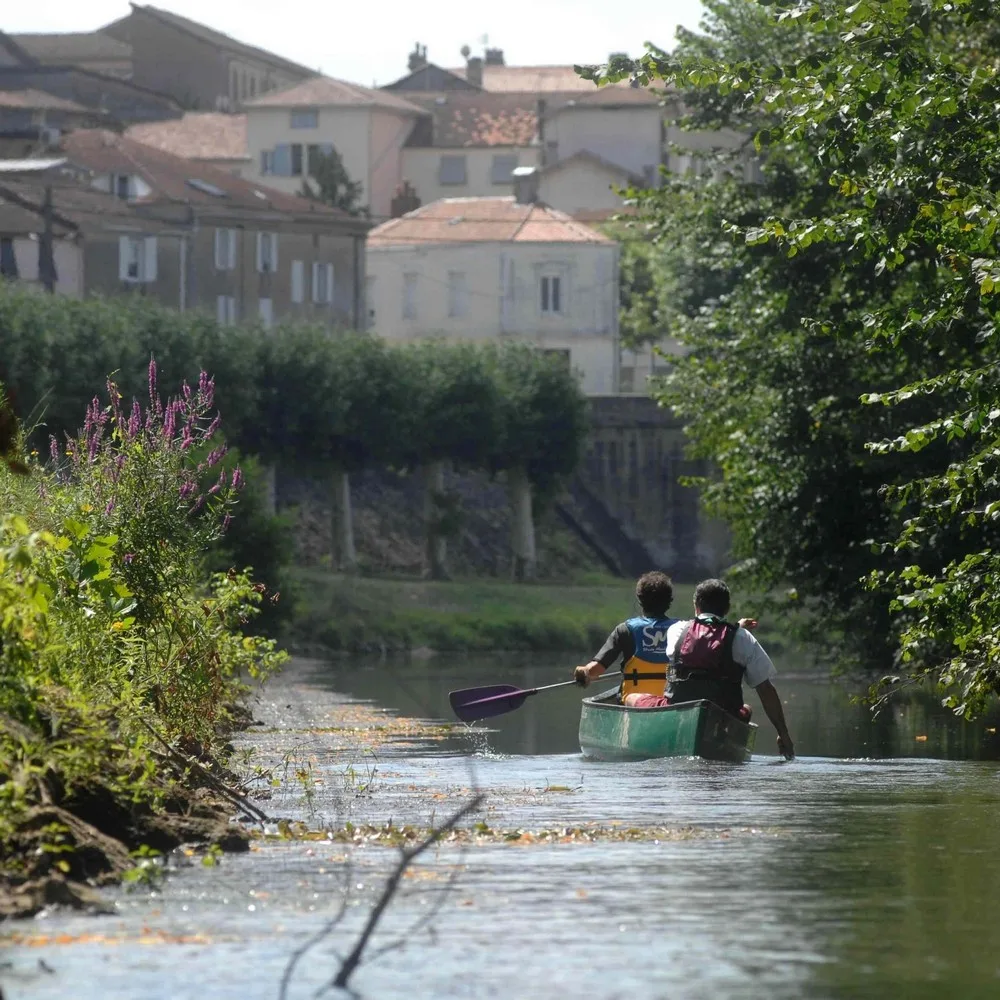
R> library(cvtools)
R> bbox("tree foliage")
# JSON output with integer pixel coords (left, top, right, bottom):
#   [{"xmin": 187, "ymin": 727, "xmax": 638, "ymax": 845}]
[
  {"xmin": 300, "ymin": 146, "xmax": 366, "ymax": 216},
  {"xmin": 583, "ymin": 0, "xmax": 1000, "ymax": 711}
]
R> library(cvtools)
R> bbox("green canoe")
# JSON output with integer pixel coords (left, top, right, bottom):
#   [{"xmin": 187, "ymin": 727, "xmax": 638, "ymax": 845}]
[{"xmin": 578, "ymin": 691, "xmax": 757, "ymax": 763}]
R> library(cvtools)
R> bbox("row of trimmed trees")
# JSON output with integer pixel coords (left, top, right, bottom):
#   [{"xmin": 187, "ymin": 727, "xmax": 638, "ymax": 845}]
[{"xmin": 0, "ymin": 286, "xmax": 589, "ymax": 579}]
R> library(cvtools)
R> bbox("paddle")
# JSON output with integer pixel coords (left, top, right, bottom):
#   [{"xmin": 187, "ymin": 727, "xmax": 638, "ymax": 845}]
[{"xmin": 449, "ymin": 672, "xmax": 623, "ymax": 723}]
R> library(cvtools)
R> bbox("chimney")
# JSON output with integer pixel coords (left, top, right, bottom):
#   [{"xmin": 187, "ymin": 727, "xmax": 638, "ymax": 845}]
[
  {"xmin": 513, "ymin": 166, "xmax": 539, "ymax": 205},
  {"xmin": 466, "ymin": 55, "xmax": 483, "ymax": 88},
  {"xmin": 484, "ymin": 47, "xmax": 505, "ymax": 66},
  {"xmin": 407, "ymin": 43, "xmax": 428, "ymax": 73},
  {"xmin": 391, "ymin": 180, "xmax": 421, "ymax": 218}
]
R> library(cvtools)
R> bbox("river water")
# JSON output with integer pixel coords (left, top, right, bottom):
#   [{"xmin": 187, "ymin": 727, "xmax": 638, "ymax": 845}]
[{"xmin": 3, "ymin": 654, "xmax": 1000, "ymax": 1000}]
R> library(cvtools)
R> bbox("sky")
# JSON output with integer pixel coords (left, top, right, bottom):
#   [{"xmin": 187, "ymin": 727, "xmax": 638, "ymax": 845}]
[{"xmin": 3, "ymin": 0, "xmax": 707, "ymax": 88}]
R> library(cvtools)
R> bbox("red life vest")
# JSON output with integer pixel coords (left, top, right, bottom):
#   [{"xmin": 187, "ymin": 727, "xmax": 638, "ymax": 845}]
[{"xmin": 666, "ymin": 614, "xmax": 745, "ymax": 716}]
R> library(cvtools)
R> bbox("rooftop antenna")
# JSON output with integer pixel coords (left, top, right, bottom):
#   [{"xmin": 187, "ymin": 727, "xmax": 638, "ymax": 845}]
[{"xmin": 460, "ymin": 44, "xmax": 471, "ymax": 59}]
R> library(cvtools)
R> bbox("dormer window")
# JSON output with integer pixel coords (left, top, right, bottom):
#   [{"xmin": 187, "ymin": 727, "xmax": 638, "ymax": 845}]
[{"xmin": 113, "ymin": 173, "xmax": 132, "ymax": 200}]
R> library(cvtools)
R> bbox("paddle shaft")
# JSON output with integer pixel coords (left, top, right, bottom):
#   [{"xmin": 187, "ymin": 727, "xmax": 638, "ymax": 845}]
[{"xmin": 456, "ymin": 671, "xmax": 624, "ymax": 712}]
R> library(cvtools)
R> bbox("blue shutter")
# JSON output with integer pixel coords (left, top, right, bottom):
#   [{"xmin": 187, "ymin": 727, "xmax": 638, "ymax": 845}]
[
  {"xmin": 319, "ymin": 143, "xmax": 334, "ymax": 157},
  {"xmin": 272, "ymin": 144, "xmax": 292, "ymax": 177}
]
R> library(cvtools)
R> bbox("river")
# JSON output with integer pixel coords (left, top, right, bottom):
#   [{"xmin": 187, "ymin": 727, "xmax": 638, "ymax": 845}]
[{"xmin": 3, "ymin": 653, "xmax": 1000, "ymax": 999}]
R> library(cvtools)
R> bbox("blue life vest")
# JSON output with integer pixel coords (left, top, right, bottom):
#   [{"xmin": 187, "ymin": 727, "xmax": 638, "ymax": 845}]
[{"xmin": 618, "ymin": 616, "xmax": 677, "ymax": 698}]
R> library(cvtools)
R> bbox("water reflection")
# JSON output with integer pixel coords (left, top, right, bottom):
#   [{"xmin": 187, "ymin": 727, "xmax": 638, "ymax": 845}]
[{"xmin": 312, "ymin": 653, "xmax": 1000, "ymax": 761}]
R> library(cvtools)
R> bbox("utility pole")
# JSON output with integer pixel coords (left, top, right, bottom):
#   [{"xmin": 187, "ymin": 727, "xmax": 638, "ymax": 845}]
[{"xmin": 40, "ymin": 184, "xmax": 55, "ymax": 294}]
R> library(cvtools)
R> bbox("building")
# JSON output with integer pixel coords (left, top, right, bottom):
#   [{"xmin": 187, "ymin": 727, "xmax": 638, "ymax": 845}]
[
  {"xmin": 102, "ymin": 4, "xmax": 314, "ymax": 111},
  {"xmin": 0, "ymin": 130, "xmax": 370, "ymax": 328},
  {"xmin": 8, "ymin": 32, "xmax": 133, "ymax": 79},
  {"xmin": 126, "ymin": 112, "xmax": 251, "ymax": 176},
  {"xmin": 241, "ymin": 76, "xmax": 427, "ymax": 219},
  {"xmin": 0, "ymin": 30, "xmax": 181, "ymax": 126},
  {"xmin": 366, "ymin": 168, "xmax": 619, "ymax": 395},
  {"xmin": 0, "ymin": 89, "xmax": 111, "ymax": 159}
]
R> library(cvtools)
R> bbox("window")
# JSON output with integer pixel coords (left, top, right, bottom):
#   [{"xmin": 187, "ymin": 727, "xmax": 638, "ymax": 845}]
[
  {"xmin": 366, "ymin": 276, "xmax": 376, "ymax": 326},
  {"xmin": 217, "ymin": 295, "xmax": 237, "ymax": 326},
  {"xmin": 214, "ymin": 228, "xmax": 237, "ymax": 270},
  {"xmin": 290, "ymin": 143, "xmax": 304, "ymax": 177},
  {"xmin": 542, "ymin": 348, "xmax": 572, "ymax": 371},
  {"xmin": 290, "ymin": 108, "xmax": 319, "ymax": 129},
  {"xmin": 312, "ymin": 262, "xmax": 334, "ymax": 304},
  {"xmin": 402, "ymin": 272, "xmax": 418, "ymax": 319},
  {"xmin": 447, "ymin": 271, "xmax": 468, "ymax": 318},
  {"xmin": 438, "ymin": 155, "xmax": 467, "ymax": 185},
  {"xmin": 258, "ymin": 297, "xmax": 273, "ymax": 328},
  {"xmin": 0, "ymin": 237, "xmax": 17, "ymax": 279},
  {"xmin": 491, "ymin": 154, "xmax": 519, "ymax": 185},
  {"xmin": 540, "ymin": 274, "xmax": 563, "ymax": 314},
  {"xmin": 249, "ymin": 76, "xmax": 257, "ymax": 98},
  {"xmin": 113, "ymin": 173, "xmax": 131, "ymax": 200},
  {"xmin": 291, "ymin": 260, "xmax": 305, "ymax": 303},
  {"xmin": 261, "ymin": 150, "xmax": 275, "ymax": 175},
  {"xmin": 118, "ymin": 236, "xmax": 157, "ymax": 283},
  {"xmin": 256, "ymin": 232, "xmax": 278, "ymax": 273}
]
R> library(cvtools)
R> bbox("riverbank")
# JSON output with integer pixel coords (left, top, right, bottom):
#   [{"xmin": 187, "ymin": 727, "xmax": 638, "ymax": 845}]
[{"xmin": 284, "ymin": 571, "xmax": 696, "ymax": 653}]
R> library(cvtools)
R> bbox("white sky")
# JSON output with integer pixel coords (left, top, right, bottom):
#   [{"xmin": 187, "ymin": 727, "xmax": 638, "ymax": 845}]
[{"xmin": 3, "ymin": 0, "xmax": 707, "ymax": 88}]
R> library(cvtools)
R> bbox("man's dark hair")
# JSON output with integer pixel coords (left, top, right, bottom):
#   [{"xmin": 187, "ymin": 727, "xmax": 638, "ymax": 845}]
[
  {"xmin": 636, "ymin": 571, "xmax": 673, "ymax": 617},
  {"xmin": 694, "ymin": 578, "xmax": 731, "ymax": 618}
]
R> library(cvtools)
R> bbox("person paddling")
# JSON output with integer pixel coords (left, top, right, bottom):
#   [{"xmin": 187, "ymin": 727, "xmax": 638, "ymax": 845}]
[{"xmin": 574, "ymin": 576, "xmax": 794, "ymax": 760}]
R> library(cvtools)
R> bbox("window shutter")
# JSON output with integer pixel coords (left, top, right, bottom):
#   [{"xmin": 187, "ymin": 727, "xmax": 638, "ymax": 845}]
[
  {"xmin": 118, "ymin": 236, "xmax": 130, "ymax": 281},
  {"xmin": 273, "ymin": 144, "xmax": 291, "ymax": 176},
  {"xmin": 312, "ymin": 261, "xmax": 321, "ymax": 302},
  {"xmin": 144, "ymin": 237, "xmax": 158, "ymax": 282},
  {"xmin": 214, "ymin": 229, "xmax": 224, "ymax": 269},
  {"xmin": 595, "ymin": 253, "xmax": 609, "ymax": 331},
  {"xmin": 255, "ymin": 233, "xmax": 263, "ymax": 272},
  {"xmin": 325, "ymin": 263, "xmax": 334, "ymax": 305},
  {"xmin": 217, "ymin": 295, "xmax": 227, "ymax": 324},
  {"xmin": 270, "ymin": 234, "xmax": 278, "ymax": 273},
  {"xmin": 291, "ymin": 260, "xmax": 304, "ymax": 303}
]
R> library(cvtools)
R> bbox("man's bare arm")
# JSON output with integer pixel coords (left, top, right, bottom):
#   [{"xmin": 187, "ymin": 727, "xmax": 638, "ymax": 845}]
[{"xmin": 754, "ymin": 679, "xmax": 795, "ymax": 760}]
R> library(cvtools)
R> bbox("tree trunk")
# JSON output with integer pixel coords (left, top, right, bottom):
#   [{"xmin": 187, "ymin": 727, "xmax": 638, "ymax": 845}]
[
  {"xmin": 330, "ymin": 468, "xmax": 357, "ymax": 571},
  {"xmin": 260, "ymin": 462, "xmax": 278, "ymax": 518},
  {"xmin": 422, "ymin": 461, "xmax": 449, "ymax": 580},
  {"xmin": 508, "ymin": 466, "xmax": 537, "ymax": 582}
]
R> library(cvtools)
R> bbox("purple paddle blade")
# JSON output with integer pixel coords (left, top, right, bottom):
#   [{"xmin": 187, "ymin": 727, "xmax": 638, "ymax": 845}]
[{"xmin": 449, "ymin": 684, "xmax": 532, "ymax": 723}]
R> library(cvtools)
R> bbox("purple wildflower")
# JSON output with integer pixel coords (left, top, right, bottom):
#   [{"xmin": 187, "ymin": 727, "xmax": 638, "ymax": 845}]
[
  {"xmin": 230, "ymin": 465, "xmax": 244, "ymax": 491},
  {"xmin": 208, "ymin": 468, "xmax": 226, "ymax": 496},
  {"xmin": 206, "ymin": 444, "xmax": 228, "ymax": 468},
  {"xmin": 222, "ymin": 513, "xmax": 232, "ymax": 532},
  {"xmin": 163, "ymin": 399, "xmax": 180, "ymax": 443},
  {"xmin": 179, "ymin": 479, "xmax": 197, "ymax": 500},
  {"xmin": 181, "ymin": 422, "xmax": 195, "ymax": 450},
  {"xmin": 104, "ymin": 497, "xmax": 116, "ymax": 516},
  {"xmin": 128, "ymin": 401, "xmax": 142, "ymax": 440},
  {"xmin": 198, "ymin": 371, "xmax": 214, "ymax": 410},
  {"xmin": 49, "ymin": 435, "xmax": 60, "ymax": 465},
  {"xmin": 124, "ymin": 553, "xmax": 135, "ymax": 565},
  {"xmin": 182, "ymin": 380, "xmax": 192, "ymax": 401},
  {"xmin": 205, "ymin": 414, "xmax": 222, "ymax": 439},
  {"xmin": 190, "ymin": 495, "xmax": 206, "ymax": 514},
  {"xmin": 148, "ymin": 357, "xmax": 158, "ymax": 405}
]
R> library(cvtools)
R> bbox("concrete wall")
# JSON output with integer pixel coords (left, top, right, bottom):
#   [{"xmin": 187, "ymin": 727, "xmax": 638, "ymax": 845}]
[
  {"xmin": 367, "ymin": 238, "xmax": 619, "ymax": 393},
  {"xmin": 400, "ymin": 146, "xmax": 541, "ymax": 205},
  {"xmin": 577, "ymin": 395, "xmax": 730, "ymax": 579},
  {"xmin": 538, "ymin": 157, "xmax": 634, "ymax": 216},
  {"xmin": 546, "ymin": 106, "xmax": 663, "ymax": 182}
]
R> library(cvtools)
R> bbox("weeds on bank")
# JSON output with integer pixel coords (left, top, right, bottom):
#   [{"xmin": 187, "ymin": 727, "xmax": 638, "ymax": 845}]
[{"xmin": 0, "ymin": 365, "xmax": 286, "ymax": 871}]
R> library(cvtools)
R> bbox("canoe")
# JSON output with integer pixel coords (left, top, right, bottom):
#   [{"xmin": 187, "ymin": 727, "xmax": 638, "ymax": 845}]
[{"xmin": 578, "ymin": 690, "xmax": 757, "ymax": 763}]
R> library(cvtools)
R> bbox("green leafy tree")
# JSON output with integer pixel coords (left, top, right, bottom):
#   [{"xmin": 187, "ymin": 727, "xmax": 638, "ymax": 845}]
[
  {"xmin": 300, "ymin": 147, "xmax": 366, "ymax": 216},
  {"xmin": 582, "ymin": 0, "xmax": 1000, "ymax": 709}
]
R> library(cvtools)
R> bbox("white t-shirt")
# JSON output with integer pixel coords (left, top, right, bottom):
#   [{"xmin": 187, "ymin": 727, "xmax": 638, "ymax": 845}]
[{"xmin": 665, "ymin": 619, "xmax": 777, "ymax": 690}]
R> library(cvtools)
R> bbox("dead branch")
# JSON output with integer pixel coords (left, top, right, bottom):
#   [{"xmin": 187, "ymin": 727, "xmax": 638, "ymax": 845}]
[{"xmin": 329, "ymin": 793, "xmax": 485, "ymax": 991}]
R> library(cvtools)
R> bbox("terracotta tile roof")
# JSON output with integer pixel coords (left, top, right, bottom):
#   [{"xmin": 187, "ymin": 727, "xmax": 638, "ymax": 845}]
[
  {"xmin": 571, "ymin": 206, "xmax": 638, "ymax": 223},
  {"xmin": 550, "ymin": 86, "xmax": 669, "ymax": 110},
  {"xmin": 61, "ymin": 129, "xmax": 360, "ymax": 220},
  {"xmin": 126, "ymin": 113, "xmax": 249, "ymax": 162},
  {"xmin": 10, "ymin": 32, "xmax": 132, "ymax": 66},
  {"xmin": 246, "ymin": 75, "xmax": 425, "ymax": 116},
  {"xmin": 0, "ymin": 89, "xmax": 93, "ymax": 114},
  {"xmin": 0, "ymin": 177, "xmax": 146, "ymax": 233},
  {"xmin": 114, "ymin": 5, "xmax": 313, "ymax": 78},
  {"xmin": 368, "ymin": 196, "xmax": 614, "ymax": 246},
  {"xmin": 404, "ymin": 93, "xmax": 539, "ymax": 147},
  {"xmin": 447, "ymin": 65, "xmax": 633, "ymax": 93}
]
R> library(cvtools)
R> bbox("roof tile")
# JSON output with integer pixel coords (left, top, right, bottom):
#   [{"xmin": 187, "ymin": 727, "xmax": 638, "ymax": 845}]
[
  {"xmin": 126, "ymin": 113, "xmax": 248, "ymax": 162},
  {"xmin": 246, "ymin": 75, "xmax": 425, "ymax": 115},
  {"xmin": 368, "ymin": 196, "xmax": 614, "ymax": 245},
  {"xmin": 405, "ymin": 93, "xmax": 539, "ymax": 147}
]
